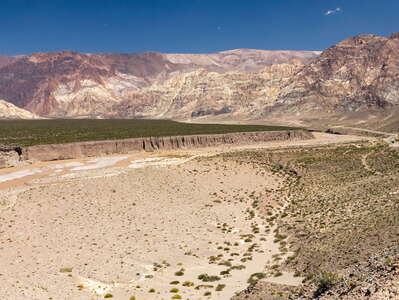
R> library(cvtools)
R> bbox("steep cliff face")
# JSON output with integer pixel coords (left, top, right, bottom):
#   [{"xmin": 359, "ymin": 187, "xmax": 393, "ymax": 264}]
[
  {"xmin": 271, "ymin": 33, "xmax": 399, "ymax": 115},
  {"xmin": 0, "ymin": 49, "xmax": 319, "ymax": 117},
  {"xmin": 21, "ymin": 130, "xmax": 313, "ymax": 162}
]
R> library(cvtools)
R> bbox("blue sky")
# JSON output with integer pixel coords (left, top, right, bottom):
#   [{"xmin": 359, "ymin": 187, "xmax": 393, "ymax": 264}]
[{"xmin": 0, "ymin": 0, "xmax": 398, "ymax": 54}]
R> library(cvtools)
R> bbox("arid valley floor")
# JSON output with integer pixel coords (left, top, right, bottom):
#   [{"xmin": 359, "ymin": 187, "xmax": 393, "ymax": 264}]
[{"xmin": 1, "ymin": 133, "xmax": 398, "ymax": 300}]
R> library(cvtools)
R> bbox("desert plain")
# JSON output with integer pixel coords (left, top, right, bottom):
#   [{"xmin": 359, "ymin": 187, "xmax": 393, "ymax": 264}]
[{"xmin": 2, "ymin": 132, "xmax": 397, "ymax": 300}]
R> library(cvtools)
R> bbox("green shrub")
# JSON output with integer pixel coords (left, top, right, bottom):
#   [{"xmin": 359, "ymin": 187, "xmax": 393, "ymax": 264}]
[
  {"xmin": 313, "ymin": 272, "xmax": 340, "ymax": 296},
  {"xmin": 182, "ymin": 281, "xmax": 194, "ymax": 287},
  {"xmin": 198, "ymin": 274, "xmax": 221, "ymax": 282},
  {"xmin": 195, "ymin": 284, "xmax": 214, "ymax": 290},
  {"xmin": 247, "ymin": 272, "xmax": 266, "ymax": 283},
  {"xmin": 174, "ymin": 269, "xmax": 185, "ymax": 276},
  {"xmin": 59, "ymin": 267, "xmax": 73, "ymax": 273}
]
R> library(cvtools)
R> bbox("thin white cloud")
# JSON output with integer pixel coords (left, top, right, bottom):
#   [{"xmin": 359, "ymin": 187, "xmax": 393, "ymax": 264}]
[{"xmin": 325, "ymin": 7, "xmax": 342, "ymax": 16}]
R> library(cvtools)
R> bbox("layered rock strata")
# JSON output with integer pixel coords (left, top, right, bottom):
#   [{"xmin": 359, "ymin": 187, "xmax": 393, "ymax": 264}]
[{"xmin": 21, "ymin": 130, "xmax": 313, "ymax": 162}]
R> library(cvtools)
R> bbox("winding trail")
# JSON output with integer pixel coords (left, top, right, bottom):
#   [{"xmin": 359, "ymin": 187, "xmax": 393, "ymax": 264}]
[{"xmin": 361, "ymin": 151, "xmax": 382, "ymax": 175}]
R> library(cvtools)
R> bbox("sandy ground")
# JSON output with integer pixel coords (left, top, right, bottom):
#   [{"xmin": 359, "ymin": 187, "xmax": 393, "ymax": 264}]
[{"xmin": 0, "ymin": 133, "xmax": 371, "ymax": 300}]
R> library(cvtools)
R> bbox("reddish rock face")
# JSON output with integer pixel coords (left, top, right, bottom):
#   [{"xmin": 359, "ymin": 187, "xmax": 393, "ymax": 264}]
[
  {"xmin": 0, "ymin": 52, "xmax": 118, "ymax": 114},
  {"xmin": 0, "ymin": 49, "xmax": 319, "ymax": 117},
  {"xmin": 0, "ymin": 55, "xmax": 21, "ymax": 68},
  {"xmin": 272, "ymin": 33, "xmax": 399, "ymax": 114}
]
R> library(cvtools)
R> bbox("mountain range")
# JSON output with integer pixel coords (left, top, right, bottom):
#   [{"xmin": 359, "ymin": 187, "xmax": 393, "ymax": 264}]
[{"xmin": 0, "ymin": 33, "xmax": 398, "ymax": 132}]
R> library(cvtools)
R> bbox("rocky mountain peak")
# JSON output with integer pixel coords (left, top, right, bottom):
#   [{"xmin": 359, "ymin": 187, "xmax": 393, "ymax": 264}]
[{"xmin": 336, "ymin": 34, "xmax": 385, "ymax": 48}]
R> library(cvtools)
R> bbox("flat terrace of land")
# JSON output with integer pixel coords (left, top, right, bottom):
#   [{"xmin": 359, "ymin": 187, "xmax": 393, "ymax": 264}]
[{"xmin": 0, "ymin": 119, "xmax": 299, "ymax": 147}]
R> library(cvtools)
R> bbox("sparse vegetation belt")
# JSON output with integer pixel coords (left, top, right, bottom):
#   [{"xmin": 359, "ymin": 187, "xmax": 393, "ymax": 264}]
[{"xmin": 230, "ymin": 143, "xmax": 399, "ymax": 299}]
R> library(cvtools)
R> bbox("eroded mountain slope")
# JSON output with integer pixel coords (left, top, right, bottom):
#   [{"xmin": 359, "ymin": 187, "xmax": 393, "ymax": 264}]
[
  {"xmin": 0, "ymin": 33, "xmax": 398, "ymax": 131},
  {"xmin": 0, "ymin": 50, "xmax": 319, "ymax": 117}
]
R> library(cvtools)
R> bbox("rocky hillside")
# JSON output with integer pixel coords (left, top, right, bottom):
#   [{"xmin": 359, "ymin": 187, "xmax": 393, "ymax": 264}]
[
  {"xmin": 108, "ymin": 61, "xmax": 304, "ymax": 119},
  {"xmin": 110, "ymin": 32, "xmax": 399, "ymax": 124},
  {"xmin": 0, "ymin": 55, "xmax": 21, "ymax": 68},
  {"xmin": 0, "ymin": 100, "xmax": 40, "ymax": 119},
  {"xmin": 163, "ymin": 49, "xmax": 319, "ymax": 72},
  {"xmin": 0, "ymin": 33, "xmax": 398, "ymax": 129},
  {"xmin": 0, "ymin": 49, "xmax": 319, "ymax": 117},
  {"xmin": 270, "ymin": 33, "xmax": 399, "ymax": 116}
]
